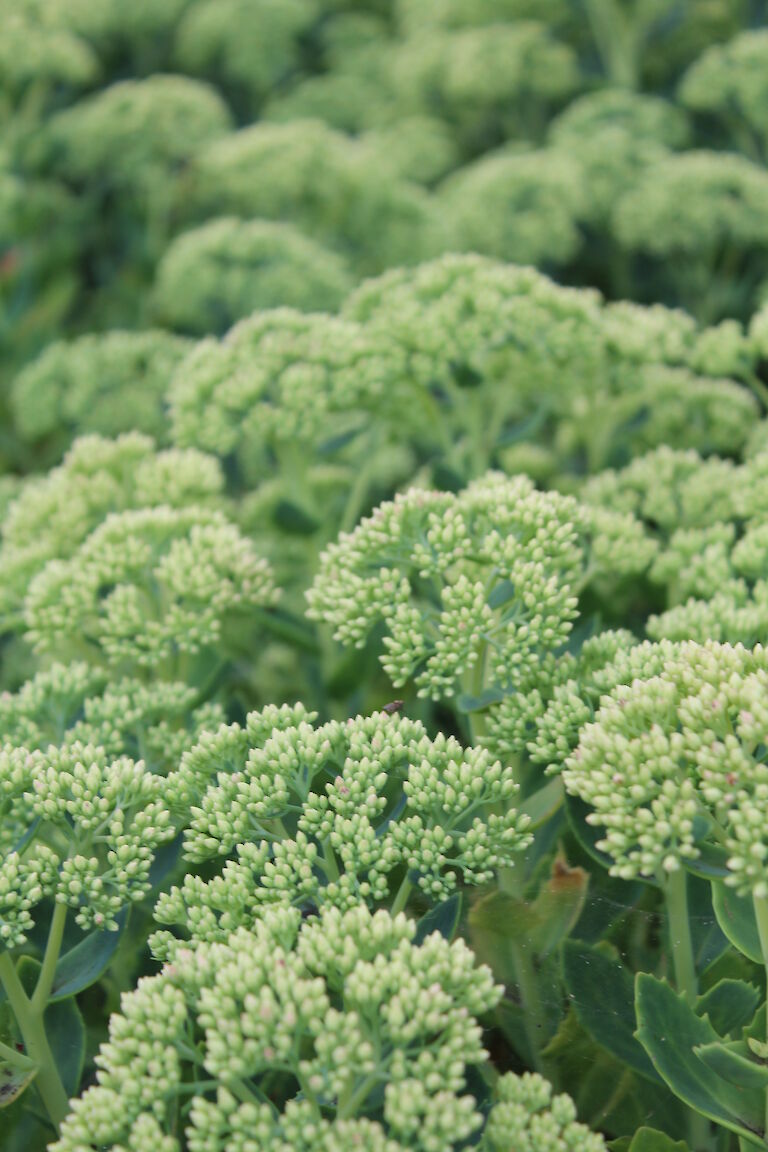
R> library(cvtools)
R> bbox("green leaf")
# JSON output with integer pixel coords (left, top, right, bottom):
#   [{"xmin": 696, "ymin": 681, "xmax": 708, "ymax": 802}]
[
  {"xmin": 487, "ymin": 580, "xmax": 516, "ymax": 610},
  {"xmin": 44, "ymin": 997, "xmax": 85, "ymax": 1099},
  {"xmin": 0, "ymin": 1062, "xmax": 37, "ymax": 1110},
  {"xmin": 694, "ymin": 1040, "xmax": 768, "ymax": 1092},
  {"xmin": 519, "ymin": 777, "xmax": 564, "ymax": 830},
  {"xmin": 562, "ymin": 940, "xmax": 660, "ymax": 1083},
  {"xmin": 51, "ymin": 907, "xmax": 129, "ymax": 1002},
  {"xmin": 526, "ymin": 858, "xmax": 589, "ymax": 956},
  {"xmin": 712, "ymin": 882, "xmax": 763, "ymax": 965},
  {"xmin": 470, "ymin": 857, "xmax": 588, "ymax": 978},
  {"xmin": 696, "ymin": 979, "xmax": 760, "ymax": 1038},
  {"xmin": 414, "ymin": 894, "xmax": 462, "ymax": 945},
  {"xmin": 635, "ymin": 973, "xmax": 765, "ymax": 1142},
  {"xmin": 564, "ymin": 792, "xmax": 616, "ymax": 872},
  {"xmin": 272, "ymin": 500, "xmax": 320, "ymax": 536},
  {"xmin": 456, "ymin": 687, "xmax": 505, "ymax": 713},
  {"xmin": 628, "ymin": 1128, "xmax": 690, "ymax": 1152}
]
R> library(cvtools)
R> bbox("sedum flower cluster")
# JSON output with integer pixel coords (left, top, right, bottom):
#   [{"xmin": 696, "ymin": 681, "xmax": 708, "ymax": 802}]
[
  {"xmin": 0, "ymin": 432, "xmax": 225, "ymax": 630},
  {"xmin": 53, "ymin": 905, "xmax": 501, "ymax": 1152},
  {"xmin": 0, "ymin": 740, "xmax": 174, "ymax": 945},
  {"xmin": 307, "ymin": 472, "xmax": 651, "ymax": 707},
  {"xmin": 151, "ymin": 708, "xmax": 530, "ymax": 957},
  {"xmin": 563, "ymin": 640, "xmax": 768, "ymax": 893},
  {"xmin": 483, "ymin": 1071, "xmax": 607, "ymax": 1152},
  {"xmin": 24, "ymin": 504, "xmax": 278, "ymax": 676},
  {"xmin": 151, "ymin": 217, "xmax": 354, "ymax": 334},
  {"xmin": 10, "ymin": 330, "xmax": 192, "ymax": 459}
]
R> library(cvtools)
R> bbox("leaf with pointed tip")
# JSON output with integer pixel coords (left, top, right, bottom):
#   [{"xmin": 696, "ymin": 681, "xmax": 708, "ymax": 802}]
[
  {"xmin": 519, "ymin": 777, "xmax": 563, "ymax": 830},
  {"xmin": 562, "ymin": 940, "xmax": 660, "ymax": 1083},
  {"xmin": 694, "ymin": 1040, "xmax": 768, "ymax": 1092},
  {"xmin": 414, "ymin": 894, "xmax": 462, "ymax": 945},
  {"xmin": 51, "ymin": 907, "xmax": 129, "ymax": 1002},
  {"xmin": 712, "ymin": 882, "xmax": 762, "ymax": 964},
  {"xmin": 635, "ymin": 973, "xmax": 764, "ymax": 1142},
  {"xmin": 696, "ymin": 979, "xmax": 760, "ymax": 1038},
  {"xmin": 628, "ymin": 1129, "xmax": 690, "ymax": 1152}
]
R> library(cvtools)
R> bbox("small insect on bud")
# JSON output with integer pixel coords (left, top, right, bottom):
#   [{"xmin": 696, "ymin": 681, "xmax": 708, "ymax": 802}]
[{"xmin": 382, "ymin": 701, "xmax": 404, "ymax": 715}]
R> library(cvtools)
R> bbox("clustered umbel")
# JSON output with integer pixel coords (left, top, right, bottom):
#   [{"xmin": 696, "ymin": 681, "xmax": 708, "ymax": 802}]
[
  {"xmin": 53, "ymin": 905, "xmax": 501, "ymax": 1152},
  {"xmin": 8, "ymin": 8, "xmax": 768, "ymax": 1148},
  {"xmin": 151, "ymin": 708, "xmax": 530, "ymax": 958},
  {"xmin": 563, "ymin": 640, "xmax": 768, "ymax": 892},
  {"xmin": 0, "ymin": 741, "xmax": 174, "ymax": 945}
]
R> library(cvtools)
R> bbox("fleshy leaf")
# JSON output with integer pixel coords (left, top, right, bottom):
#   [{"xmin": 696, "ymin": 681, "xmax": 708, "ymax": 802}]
[
  {"xmin": 635, "ymin": 973, "xmax": 764, "ymax": 1142},
  {"xmin": 51, "ymin": 907, "xmax": 129, "ymax": 1002},
  {"xmin": 712, "ymin": 882, "xmax": 763, "ymax": 965}
]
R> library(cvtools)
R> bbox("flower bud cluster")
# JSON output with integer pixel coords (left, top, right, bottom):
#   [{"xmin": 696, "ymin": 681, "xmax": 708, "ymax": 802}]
[
  {"xmin": 54, "ymin": 905, "xmax": 500, "ymax": 1152},
  {"xmin": 24, "ymin": 505, "xmax": 278, "ymax": 674},
  {"xmin": 0, "ymin": 740, "xmax": 176, "ymax": 944},
  {"xmin": 152, "ymin": 708, "xmax": 529, "ymax": 956},
  {"xmin": 308, "ymin": 473, "xmax": 584, "ymax": 702},
  {"xmin": 0, "ymin": 432, "xmax": 224, "ymax": 627},
  {"xmin": 483, "ymin": 1071, "xmax": 607, "ymax": 1151},
  {"xmin": 563, "ymin": 641, "xmax": 768, "ymax": 892}
]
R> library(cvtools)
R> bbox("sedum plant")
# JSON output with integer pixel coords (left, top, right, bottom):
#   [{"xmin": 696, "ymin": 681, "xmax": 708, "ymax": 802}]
[
  {"xmin": 182, "ymin": 119, "xmax": 447, "ymax": 275},
  {"xmin": 9, "ymin": 330, "xmax": 192, "ymax": 463},
  {"xmin": 389, "ymin": 22, "xmax": 580, "ymax": 153},
  {"xmin": 151, "ymin": 217, "xmax": 353, "ymax": 335},
  {"xmin": 307, "ymin": 471, "xmax": 652, "ymax": 727},
  {"xmin": 150, "ymin": 707, "xmax": 530, "ymax": 958},
  {"xmin": 52, "ymin": 904, "xmax": 502, "ymax": 1152},
  {"xmin": 438, "ymin": 147, "xmax": 587, "ymax": 268},
  {"xmin": 0, "ymin": 432, "xmax": 225, "ymax": 637},
  {"xmin": 562, "ymin": 640, "xmax": 768, "ymax": 1150},
  {"xmin": 612, "ymin": 149, "xmax": 768, "ymax": 322},
  {"xmin": 172, "ymin": 0, "xmax": 319, "ymax": 115},
  {"xmin": 679, "ymin": 29, "xmax": 768, "ymax": 163},
  {"xmin": 23, "ymin": 504, "xmax": 278, "ymax": 681}
]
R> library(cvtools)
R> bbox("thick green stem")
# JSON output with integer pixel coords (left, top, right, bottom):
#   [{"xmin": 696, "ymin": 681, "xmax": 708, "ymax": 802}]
[
  {"xmin": 582, "ymin": 0, "xmax": 638, "ymax": 88},
  {"xmin": 507, "ymin": 935, "xmax": 548, "ymax": 1076},
  {"xmin": 752, "ymin": 894, "xmax": 768, "ymax": 1145},
  {"xmin": 0, "ymin": 948, "xmax": 70, "ymax": 1130},
  {"xmin": 33, "ymin": 902, "xmax": 67, "ymax": 1011},
  {"xmin": 665, "ymin": 870, "xmax": 710, "ymax": 1151},
  {"xmin": 389, "ymin": 875, "xmax": 413, "ymax": 918},
  {"xmin": 665, "ymin": 869, "xmax": 698, "ymax": 1005},
  {"xmin": 338, "ymin": 1071, "xmax": 381, "ymax": 1120}
]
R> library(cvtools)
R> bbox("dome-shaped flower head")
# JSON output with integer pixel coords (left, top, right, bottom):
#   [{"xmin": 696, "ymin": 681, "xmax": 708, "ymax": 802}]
[
  {"xmin": 308, "ymin": 472, "xmax": 590, "ymax": 707},
  {"xmin": 563, "ymin": 640, "xmax": 768, "ymax": 893},
  {"xmin": 439, "ymin": 147, "xmax": 587, "ymax": 267},
  {"xmin": 53, "ymin": 905, "xmax": 501, "ymax": 1152},
  {"xmin": 173, "ymin": 0, "xmax": 319, "ymax": 113},
  {"xmin": 613, "ymin": 150, "xmax": 768, "ymax": 320},
  {"xmin": 151, "ymin": 707, "xmax": 529, "ymax": 956},
  {"xmin": 679, "ymin": 29, "xmax": 768, "ymax": 161},
  {"xmin": 0, "ymin": 740, "xmax": 176, "ymax": 946},
  {"xmin": 390, "ymin": 22, "xmax": 579, "ymax": 153},
  {"xmin": 43, "ymin": 73, "xmax": 232, "ymax": 196},
  {"xmin": 0, "ymin": 433, "xmax": 224, "ymax": 629},
  {"xmin": 151, "ymin": 217, "xmax": 354, "ymax": 335},
  {"xmin": 483, "ymin": 1070, "xmax": 607, "ymax": 1151},
  {"xmin": 10, "ymin": 330, "xmax": 192, "ymax": 459},
  {"xmin": 184, "ymin": 118, "xmax": 447, "ymax": 274},
  {"xmin": 23, "ymin": 505, "xmax": 278, "ymax": 678}
]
